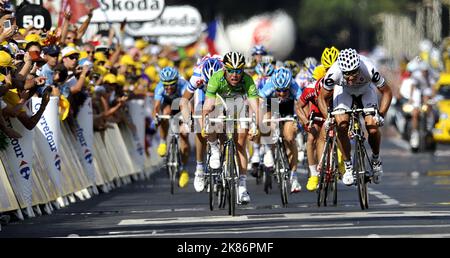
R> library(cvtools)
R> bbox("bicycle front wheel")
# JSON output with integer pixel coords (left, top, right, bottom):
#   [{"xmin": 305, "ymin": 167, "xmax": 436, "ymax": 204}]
[
  {"xmin": 225, "ymin": 143, "xmax": 237, "ymax": 216},
  {"xmin": 355, "ymin": 141, "xmax": 369, "ymax": 210},
  {"xmin": 208, "ymin": 170, "xmax": 215, "ymax": 211},
  {"xmin": 276, "ymin": 142, "xmax": 289, "ymax": 207}
]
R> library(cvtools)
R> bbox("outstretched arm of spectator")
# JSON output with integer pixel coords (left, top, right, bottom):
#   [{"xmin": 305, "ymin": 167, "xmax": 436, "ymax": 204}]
[
  {"xmin": 59, "ymin": 11, "xmax": 71, "ymax": 46},
  {"xmin": 70, "ymin": 65, "xmax": 89, "ymax": 95},
  {"xmin": 102, "ymin": 96, "xmax": 127, "ymax": 118},
  {"xmin": 77, "ymin": 8, "xmax": 94, "ymax": 40},
  {"xmin": 17, "ymin": 89, "xmax": 51, "ymax": 130}
]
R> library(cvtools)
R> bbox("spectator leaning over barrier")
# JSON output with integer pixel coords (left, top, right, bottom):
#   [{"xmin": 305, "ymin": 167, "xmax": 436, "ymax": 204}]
[{"xmin": 0, "ymin": 49, "xmax": 51, "ymax": 131}]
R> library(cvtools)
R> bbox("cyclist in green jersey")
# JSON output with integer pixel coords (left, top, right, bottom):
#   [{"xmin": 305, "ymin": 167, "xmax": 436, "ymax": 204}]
[{"xmin": 202, "ymin": 52, "xmax": 259, "ymax": 204}]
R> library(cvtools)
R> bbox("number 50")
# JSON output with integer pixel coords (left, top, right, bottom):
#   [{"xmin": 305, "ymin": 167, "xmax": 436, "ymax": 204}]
[{"xmin": 23, "ymin": 15, "xmax": 45, "ymax": 29}]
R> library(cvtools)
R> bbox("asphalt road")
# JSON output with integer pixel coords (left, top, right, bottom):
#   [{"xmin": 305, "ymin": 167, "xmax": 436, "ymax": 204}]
[{"xmin": 1, "ymin": 131, "xmax": 450, "ymax": 239}]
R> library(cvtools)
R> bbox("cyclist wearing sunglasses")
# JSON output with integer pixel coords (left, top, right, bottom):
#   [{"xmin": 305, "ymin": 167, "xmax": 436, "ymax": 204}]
[
  {"xmin": 258, "ymin": 67, "xmax": 303, "ymax": 193},
  {"xmin": 202, "ymin": 51, "xmax": 259, "ymax": 204},
  {"xmin": 180, "ymin": 55, "xmax": 224, "ymax": 192},
  {"xmin": 318, "ymin": 48, "xmax": 393, "ymax": 186},
  {"xmin": 153, "ymin": 67, "xmax": 191, "ymax": 188}
]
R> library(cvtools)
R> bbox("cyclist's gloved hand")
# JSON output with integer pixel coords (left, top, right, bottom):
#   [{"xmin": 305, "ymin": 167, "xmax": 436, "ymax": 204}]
[{"xmin": 373, "ymin": 113, "xmax": 385, "ymax": 127}]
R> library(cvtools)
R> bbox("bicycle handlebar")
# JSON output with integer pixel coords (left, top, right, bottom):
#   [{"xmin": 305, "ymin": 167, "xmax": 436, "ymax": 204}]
[
  {"xmin": 208, "ymin": 116, "xmax": 253, "ymax": 123},
  {"xmin": 331, "ymin": 107, "xmax": 377, "ymax": 116},
  {"xmin": 263, "ymin": 117, "xmax": 296, "ymax": 123}
]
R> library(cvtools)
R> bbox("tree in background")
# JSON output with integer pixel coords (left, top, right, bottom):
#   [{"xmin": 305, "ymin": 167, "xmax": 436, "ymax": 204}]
[{"xmin": 297, "ymin": 0, "xmax": 418, "ymax": 57}]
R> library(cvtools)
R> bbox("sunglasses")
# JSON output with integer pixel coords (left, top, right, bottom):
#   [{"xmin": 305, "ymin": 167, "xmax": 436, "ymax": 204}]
[
  {"xmin": 164, "ymin": 83, "xmax": 177, "ymax": 88},
  {"xmin": 67, "ymin": 54, "xmax": 79, "ymax": 60},
  {"xmin": 49, "ymin": 53, "xmax": 59, "ymax": 57},
  {"xmin": 343, "ymin": 69, "xmax": 359, "ymax": 77},
  {"xmin": 226, "ymin": 68, "xmax": 243, "ymax": 75},
  {"xmin": 275, "ymin": 88, "xmax": 289, "ymax": 93}
]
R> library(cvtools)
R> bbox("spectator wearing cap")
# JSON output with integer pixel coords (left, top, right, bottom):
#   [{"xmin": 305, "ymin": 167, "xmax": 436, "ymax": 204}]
[
  {"xmin": 60, "ymin": 46, "xmax": 89, "ymax": 98},
  {"xmin": 40, "ymin": 45, "xmax": 60, "ymax": 87}
]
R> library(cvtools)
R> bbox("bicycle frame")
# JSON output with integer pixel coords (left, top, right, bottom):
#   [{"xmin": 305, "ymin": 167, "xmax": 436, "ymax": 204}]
[
  {"xmin": 316, "ymin": 112, "xmax": 339, "ymax": 207},
  {"xmin": 263, "ymin": 114, "xmax": 296, "ymax": 207},
  {"xmin": 158, "ymin": 115, "xmax": 182, "ymax": 195},
  {"xmin": 333, "ymin": 105, "xmax": 376, "ymax": 210},
  {"xmin": 205, "ymin": 113, "xmax": 254, "ymax": 216}
]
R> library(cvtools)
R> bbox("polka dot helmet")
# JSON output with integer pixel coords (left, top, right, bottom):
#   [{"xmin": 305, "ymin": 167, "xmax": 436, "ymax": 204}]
[{"xmin": 337, "ymin": 48, "xmax": 360, "ymax": 72}]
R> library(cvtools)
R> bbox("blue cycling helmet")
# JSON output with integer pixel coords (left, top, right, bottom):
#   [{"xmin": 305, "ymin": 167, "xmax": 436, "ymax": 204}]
[
  {"xmin": 159, "ymin": 67, "xmax": 179, "ymax": 84},
  {"xmin": 251, "ymin": 45, "xmax": 268, "ymax": 56},
  {"xmin": 255, "ymin": 62, "xmax": 275, "ymax": 77},
  {"xmin": 272, "ymin": 68, "xmax": 292, "ymax": 90},
  {"xmin": 202, "ymin": 58, "xmax": 223, "ymax": 82}
]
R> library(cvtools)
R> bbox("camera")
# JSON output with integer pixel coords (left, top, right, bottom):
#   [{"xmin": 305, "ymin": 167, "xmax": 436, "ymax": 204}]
[{"xmin": 3, "ymin": 20, "xmax": 11, "ymax": 30}]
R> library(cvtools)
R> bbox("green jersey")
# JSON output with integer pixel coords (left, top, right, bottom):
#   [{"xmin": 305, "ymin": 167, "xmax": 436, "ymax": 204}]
[{"xmin": 205, "ymin": 70, "xmax": 258, "ymax": 99}]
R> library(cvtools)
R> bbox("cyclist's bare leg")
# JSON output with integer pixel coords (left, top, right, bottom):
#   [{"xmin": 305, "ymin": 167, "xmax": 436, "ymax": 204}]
[
  {"xmin": 306, "ymin": 124, "xmax": 320, "ymax": 167},
  {"xmin": 159, "ymin": 104, "xmax": 171, "ymax": 141},
  {"xmin": 236, "ymin": 130, "xmax": 249, "ymax": 175},
  {"xmin": 180, "ymin": 132, "xmax": 190, "ymax": 165},
  {"xmin": 316, "ymin": 124, "xmax": 326, "ymax": 163},
  {"xmin": 283, "ymin": 121, "xmax": 298, "ymax": 171},
  {"xmin": 365, "ymin": 116, "xmax": 381, "ymax": 156},
  {"xmin": 335, "ymin": 114, "xmax": 351, "ymax": 161},
  {"xmin": 412, "ymin": 108, "xmax": 420, "ymax": 131},
  {"xmin": 195, "ymin": 133, "xmax": 206, "ymax": 163}
]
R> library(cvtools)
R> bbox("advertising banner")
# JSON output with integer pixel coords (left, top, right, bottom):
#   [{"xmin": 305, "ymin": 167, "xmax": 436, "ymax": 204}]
[
  {"xmin": 31, "ymin": 97, "xmax": 63, "ymax": 195},
  {"xmin": 87, "ymin": 0, "xmax": 165, "ymax": 23},
  {"xmin": 75, "ymin": 97, "xmax": 96, "ymax": 185},
  {"xmin": 3, "ymin": 117, "xmax": 35, "ymax": 208}
]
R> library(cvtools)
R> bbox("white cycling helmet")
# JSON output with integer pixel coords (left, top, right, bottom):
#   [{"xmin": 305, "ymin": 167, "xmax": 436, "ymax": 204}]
[{"xmin": 337, "ymin": 48, "xmax": 360, "ymax": 72}]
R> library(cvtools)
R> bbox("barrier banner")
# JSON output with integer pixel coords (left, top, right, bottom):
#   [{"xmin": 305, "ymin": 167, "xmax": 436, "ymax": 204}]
[
  {"xmin": 3, "ymin": 117, "xmax": 35, "ymax": 208},
  {"xmin": 31, "ymin": 97, "xmax": 63, "ymax": 195},
  {"xmin": 127, "ymin": 100, "xmax": 146, "ymax": 171},
  {"xmin": 74, "ymin": 97, "xmax": 96, "ymax": 185},
  {"xmin": 0, "ymin": 160, "xmax": 20, "ymax": 212}
]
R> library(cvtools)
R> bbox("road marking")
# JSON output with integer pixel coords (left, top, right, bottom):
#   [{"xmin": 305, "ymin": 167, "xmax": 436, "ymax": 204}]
[
  {"xmin": 368, "ymin": 188, "xmax": 401, "ymax": 206},
  {"xmin": 75, "ymin": 223, "xmax": 450, "ymax": 238},
  {"xmin": 333, "ymin": 233, "xmax": 450, "ymax": 238},
  {"xmin": 118, "ymin": 210, "xmax": 450, "ymax": 226}
]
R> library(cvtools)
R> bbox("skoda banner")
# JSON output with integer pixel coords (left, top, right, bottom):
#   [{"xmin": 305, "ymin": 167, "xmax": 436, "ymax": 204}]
[
  {"xmin": 31, "ymin": 97, "xmax": 63, "ymax": 196},
  {"xmin": 87, "ymin": 0, "xmax": 165, "ymax": 23},
  {"xmin": 75, "ymin": 98, "xmax": 96, "ymax": 185},
  {"xmin": 3, "ymin": 117, "xmax": 35, "ymax": 208},
  {"xmin": 125, "ymin": 5, "xmax": 202, "ymax": 36}
]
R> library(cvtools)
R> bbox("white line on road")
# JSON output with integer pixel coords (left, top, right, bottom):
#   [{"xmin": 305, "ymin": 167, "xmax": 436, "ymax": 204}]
[
  {"xmin": 75, "ymin": 223, "xmax": 450, "ymax": 238},
  {"xmin": 117, "ymin": 210, "xmax": 450, "ymax": 226},
  {"xmin": 368, "ymin": 188, "xmax": 401, "ymax": 206}
]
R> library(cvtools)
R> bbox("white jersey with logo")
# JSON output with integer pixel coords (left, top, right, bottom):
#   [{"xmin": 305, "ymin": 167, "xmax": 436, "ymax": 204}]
[
  {"xmin": 323, "ymin": 55, "xmax": 386, "ymax": 110},
  {"xmin": 323, "ymin": 55, "xmax": 385, "ymax": 92}
]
